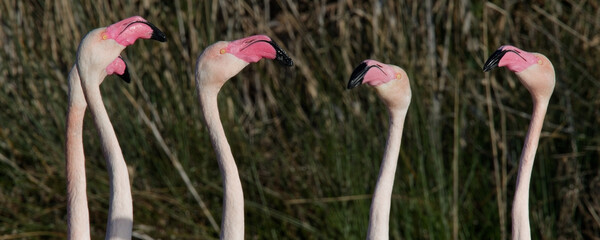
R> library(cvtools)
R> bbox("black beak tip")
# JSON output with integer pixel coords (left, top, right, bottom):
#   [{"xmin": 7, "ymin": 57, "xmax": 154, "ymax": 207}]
[
  {"xmin": 145, "ymin": 21, "xmax": 167, "ymax": 42},
  {"xmin": 268, "ymin": 40, "xmax": 293, "ymax": 67},
  {"xmin": 276, "ymin": 54, "xmax": 294, "ymax": 67},
  {"xmin": 347, "ymin": 79, "xmax": 362, "ymax": 89},
  {"xmin": 482, "ymin": 47, "xmax": 508, "ymax": 72},
  {"xmin": 117, "ymin": 67, "xmax": 131, "ymax": 83},
  {"xmin": 116, "ymin": 57, "xmax": 131, "ymax": 83},
  {"xmin": 482, "ymin": 64, "xmax": 495, "ymax": 72},
  {"xmin": 347, "ymin": 62, "xmax": 369, "ymax": 89},
  {"xmin": 151, "ymin": 30, "xmax": 167, "ymax": 42}
]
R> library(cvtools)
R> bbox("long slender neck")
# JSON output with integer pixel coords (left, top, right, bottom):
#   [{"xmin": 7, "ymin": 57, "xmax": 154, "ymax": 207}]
[
  {"xmin": 511, "ymin": 98, "xmax": 549, "ymax": 240},
  {"xmin": 80, "ymin": 73, "xmax": 133, "ymax": 240},
  {"xmin": 197, "ymin": 81, "xmax": 244, "ymax": 240},
  {"xmin": 66, "ymin": 66, "xmax": 91, "ymax": 240},
  {"xmin": 367, "ymin": 108, "xmax": 408, "ymax": 240}
]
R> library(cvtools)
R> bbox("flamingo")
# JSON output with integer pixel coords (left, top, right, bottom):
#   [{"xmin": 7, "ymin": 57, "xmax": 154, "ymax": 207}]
[
  {"xmin": 65, "ymin": 16, "xmax": 166, "ymax": 240},
  {"xmin": 483, "ymin": 45, "xmax": 555, "ymax": 240},
  {"xmin": 347, "ymin": 59, "xmax": 412, "ymax": 240},
  {"xmin": 194, "ymin": 35, "xmax": 293, "ymax": 240}
]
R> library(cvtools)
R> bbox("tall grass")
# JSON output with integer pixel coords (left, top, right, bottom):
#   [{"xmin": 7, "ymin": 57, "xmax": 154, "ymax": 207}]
[{"xmin": 1, "ymin": 0, "xmax": 599, "ymax": 239}]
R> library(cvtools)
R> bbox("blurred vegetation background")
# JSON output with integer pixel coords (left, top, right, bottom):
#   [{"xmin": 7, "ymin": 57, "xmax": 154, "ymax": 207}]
[{"xmin": 1, "ymin": 0, "xmax": 599, "ymax": 239}]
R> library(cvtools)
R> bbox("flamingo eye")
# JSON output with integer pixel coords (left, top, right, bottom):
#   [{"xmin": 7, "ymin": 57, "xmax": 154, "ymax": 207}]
[
  {"xmin": 220, "ymin": 48, "xmax": 226, "ymax": 54},
  {"xmin": 101, "ymin": 33, "xmax": 108, "ymax": 40},
  {"xmin": 396, "ymin": 73, "xmax": 402, "ymax": 79}
]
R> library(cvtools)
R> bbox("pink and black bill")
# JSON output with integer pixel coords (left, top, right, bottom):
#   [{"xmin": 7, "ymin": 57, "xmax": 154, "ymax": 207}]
[
  {"xmin": 145, "ymin": 21, "xmax": 167, "ymax": 42},
  {"xmin": 347, "ymin": 61, "xmax": 384, "ymax": 89},
  {"xmin": 269, "ymin": 40, "xmax": 293, "ymax": 66},
  {"xmin": 123, "ymin": 20, "xmax": 167, "ymax": 42},
  {"xmin": 483, "ymin": 46, "xmax": 526, "ymax": 72},
  {"xmin": 116, "ymin": 21, "xmax": 166, "ymax": 83},
  {"xmin": 115, "ymin": 56, "xmax": 131, "ymax": 83},
  {"xmin": 249, "ymin": 39, "xmax": 293, "ymax": 66}
]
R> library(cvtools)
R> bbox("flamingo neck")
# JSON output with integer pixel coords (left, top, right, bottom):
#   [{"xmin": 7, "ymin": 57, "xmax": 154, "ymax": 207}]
[
  {"xmin": 367, "ymin": 108, "xmax": 407, "ymax": 240},
  {"xmin": 80, "ymin": 72, "xmax": 133, "ymax": 240},
  {"xmin": 66, "ymin": 66, "xmax": 91, "ymax": 240},
  {"xmin": 511, "ymin": 98, "xmax": 549, "ymax": 240},
  {"xmin": 197, "ymin": 79, "xmax": 244, "ymax": 240}
]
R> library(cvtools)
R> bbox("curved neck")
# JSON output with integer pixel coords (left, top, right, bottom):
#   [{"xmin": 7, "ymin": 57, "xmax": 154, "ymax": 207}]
[
  {"xmin": 367, "ymin": 108, "xmax": 407, "ymax": 240},
  {"xmin": 197, "ymin": 79, "xmax": 244, "ymax": 240},
  {"xmin": 511, "ymin": 98, "xmax": 549, "ymax": 240},
  {"xmin": 80, "ymin": 74, "xmax": 133, "ymax": 240},
  {"xmin": 65, "ymin": 66, "xmax": 91, "ymax": 240}
]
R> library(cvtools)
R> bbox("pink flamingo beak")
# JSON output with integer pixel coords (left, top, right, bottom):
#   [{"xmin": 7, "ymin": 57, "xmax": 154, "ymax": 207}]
[
  {"xmin": 225, "ymin": 35, "xmax": 293, "ymax": 66},
  {"xmin": 347, "ymin": 60, "xmax": 396, "ymax": 89},
  {"xmin": 483, "ymin": 45, "xmax": 538, "ymax": 72},
  {"xmin": 103, "ymin": 16, "xmax": 167, "ymax": 83},
  {"xmin": 105, "ymin": 16, "xmax": 167, "ymax": 46},
  {"xmin": 105, "ymin": 56, "xmax": 130, "ymax": 82}
]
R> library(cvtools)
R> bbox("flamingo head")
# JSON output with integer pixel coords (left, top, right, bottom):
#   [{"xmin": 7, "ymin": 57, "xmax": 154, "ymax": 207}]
[
  {"xmin": 76, "ymin": 16, "xmax": 166, "ymax": 84},
  {"xmin": 348, "ymin": 59, "xmax": 411, "ymax": 111},
  {"xmin": 483, "ymin": 45, "xmax": 555, "ymax": 101},
  {"xmin": 196, "ymin": 35, "xmax": 293, "ymax": 90}
]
